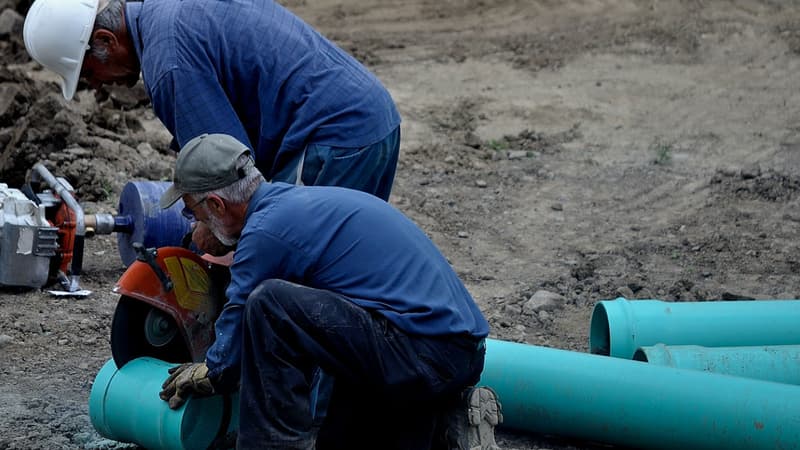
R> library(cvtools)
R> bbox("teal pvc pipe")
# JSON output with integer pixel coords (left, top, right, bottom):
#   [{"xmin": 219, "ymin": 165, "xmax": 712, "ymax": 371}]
[
  {"xmin": 89, "ymin": 358, "xmax": 238, "ymax": 450},
  {"xmin": 479, "ymin": 339, "xmax": 800, "ymax": 449},
  {"xmin": 633, "ymin": 344, "xmax": 800, "ymax": 385},
  {"xmin": 589, "ymin": 297, "xmax": 800, "ymax": 358}
]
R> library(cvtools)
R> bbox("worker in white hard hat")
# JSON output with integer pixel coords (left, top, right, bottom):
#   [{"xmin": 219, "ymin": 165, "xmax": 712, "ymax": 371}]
[
  {"xmin": 23, "ymin": 0, "xmax": 139, "ymax": 100},
  {"xmin": 22, "ymin": 0, "xmax": 401, "ymax": 249}
]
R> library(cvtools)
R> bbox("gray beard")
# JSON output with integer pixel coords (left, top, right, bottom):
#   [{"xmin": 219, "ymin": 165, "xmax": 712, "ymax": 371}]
[{"xmin": 208, "ymin": 214, "xmax": 239, "ymax": 247}]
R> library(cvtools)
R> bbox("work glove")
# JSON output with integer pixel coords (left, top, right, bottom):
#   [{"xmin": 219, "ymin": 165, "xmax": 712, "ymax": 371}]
[{"xmin": 159, "ymin": 362, "xmax": 215, "ymax": 409}]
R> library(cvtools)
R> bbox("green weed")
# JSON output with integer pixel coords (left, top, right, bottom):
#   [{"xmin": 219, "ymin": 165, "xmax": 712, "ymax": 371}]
[
  {"xmin": 651, "ymin": 138, "xmax": 673, "ymax": 165},
  {"xmin": 487, "ymin": 139, "xmax": 508, "ymax": 151}
]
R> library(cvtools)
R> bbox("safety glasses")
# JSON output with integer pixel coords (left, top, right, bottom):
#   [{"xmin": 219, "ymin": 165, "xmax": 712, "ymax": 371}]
[{"xmin": 181, "ymin": 196, "xmax": 208, "ymax": 221}]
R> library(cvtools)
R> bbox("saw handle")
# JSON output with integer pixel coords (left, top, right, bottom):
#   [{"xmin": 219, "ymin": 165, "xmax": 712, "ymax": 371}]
[{"xmin": 133, "ymin": 243, "xmax": 174, "ymax": 292}]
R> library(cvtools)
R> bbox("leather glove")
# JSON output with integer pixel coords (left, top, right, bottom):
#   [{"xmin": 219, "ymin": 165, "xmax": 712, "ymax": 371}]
[{"xmin": 159, "ymin": 362, "xmax": 215, "ymax": 409}]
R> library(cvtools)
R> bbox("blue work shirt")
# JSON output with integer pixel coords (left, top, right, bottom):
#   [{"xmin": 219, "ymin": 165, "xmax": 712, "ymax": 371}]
[
  {"xmin": 205, "ymin": 182, "xmax": 490, "ymax": 384},
  {"xmin": 125, "ymin": 0, "xmax": 400, "ymax": 180}
]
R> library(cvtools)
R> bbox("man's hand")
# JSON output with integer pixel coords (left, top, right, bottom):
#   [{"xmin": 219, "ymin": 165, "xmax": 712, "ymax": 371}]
[
  {"xmin": 193, "ymin": 222, "xmax": 236, "ymax": 256},
  {"xmin": 159, "ymin": 362, "xmax": 215, "ymax": 409}
]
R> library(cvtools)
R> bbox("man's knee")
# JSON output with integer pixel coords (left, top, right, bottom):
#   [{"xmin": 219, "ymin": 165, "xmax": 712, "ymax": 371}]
[{"xmin": 246, "ymin": 279, "xmax": 298, "ymax": 317}]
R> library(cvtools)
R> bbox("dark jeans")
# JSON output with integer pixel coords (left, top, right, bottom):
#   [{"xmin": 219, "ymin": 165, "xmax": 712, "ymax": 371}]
[
  {"xmin": 270, "ymin": 126, "xmax": 401, "ymax": 202},
  {"xmin": 237, "ymin": 279, "xmax": 485, "ymax": 450}
]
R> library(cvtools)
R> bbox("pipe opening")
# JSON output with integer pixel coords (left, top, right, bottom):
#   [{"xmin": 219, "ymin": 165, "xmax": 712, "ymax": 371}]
[
  {"xmin": 589, "ymin": 303, "xmax": 610, "ymax": 355},
  {"xmin": 632, "ymin": 348, "xmax": 648, "ymax": 362}
]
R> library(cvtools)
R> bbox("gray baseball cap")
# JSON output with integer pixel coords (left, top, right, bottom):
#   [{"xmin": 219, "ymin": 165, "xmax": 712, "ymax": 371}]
[{"xmin": 160, "ymin": 134, "xmax": 252, "ymax": 209}]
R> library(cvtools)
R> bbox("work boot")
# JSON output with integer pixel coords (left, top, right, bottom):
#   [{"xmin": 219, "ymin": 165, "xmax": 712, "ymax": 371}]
[{"xmin": 443, "ymin": 386, "xmax": 504, "ymax": 450}]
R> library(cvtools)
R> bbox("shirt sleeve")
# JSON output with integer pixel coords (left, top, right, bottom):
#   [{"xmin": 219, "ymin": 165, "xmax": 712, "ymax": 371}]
[
  {"xmin": 204, "ymin": 223, "xmax": 311, "ymax": 390},
  {"xmin": 149, "ymin": 68, "xmax": 252, "ymax": 150}
]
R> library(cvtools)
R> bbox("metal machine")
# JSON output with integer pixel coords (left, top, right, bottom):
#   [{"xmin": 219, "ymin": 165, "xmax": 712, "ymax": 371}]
[
  {"xmin": 0, "ymin": 163, "xmax": 216, "ymax": 370},
  {"xmin": 0, "ymin": 162, "xmax": 127, "ymax": 292},
  {"xmin": 0, "ymin": 164, "xmax": 192, "ymax": 293},
  {"xmin": 110, "ymin": 245, "xmax": 229, "ymax": 368},
  {"xmin": 0, "ymin": 162, "xmax": 100, "ymax": 291}
]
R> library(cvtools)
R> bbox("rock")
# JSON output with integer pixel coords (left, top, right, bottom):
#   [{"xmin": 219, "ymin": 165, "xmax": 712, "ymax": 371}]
[
  {"xmin": 65, "ymin": 146, "xmax": 93, "ymax": 157},
  {"xmin": 475, "ymin": 179, "xmax": 487, "ymax": 188},
  {"xmin": 638, "ymin": 288, "xmax": 655, "ymax": 299},
  {"xmin": 740, "ymin": 164, "xmax": 761, "ymax": 179},
  {"xmin": 538, "ymin": 310, "xmax": 551, "ymax": 321},
  {"xmin": 463, "ymin": 131, "xmax": 481, "ymax": 148},
  {"xmin": 616, "ymin": 286, "xmax": 635, "ymax": 299},
  {"xmin": 457, "ymin": 231, "xmax": 469, "ymax": 238},
  {"xmin": 106, "ymin": 82, "xmax": 150, "ymax": 110},
  {"xmin": 0, "ymin": 82, "xmax": 21, "ymax": 123},
  {"xmin": 523, "ymin": 290, "xmax": 565, "ymax": 315},
  {"xmin": 0, "ymin": 334, "xmax": 12, "ymax": 348},
  {"xmin": 507, "ymin": 150, "xmax": 527, "ymax": 159},
  {"xmin": 13, "ymin": 319, "xmax": 39, "ymax": 334},
  {"xmin": 0, "ymin": 9, "xmax": 23, "ymax": 38}
]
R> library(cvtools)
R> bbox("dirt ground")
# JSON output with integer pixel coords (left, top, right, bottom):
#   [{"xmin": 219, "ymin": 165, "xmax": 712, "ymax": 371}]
[{"xmin": 2, "ymin": 0, "xmax": 800, "ymax": 448}]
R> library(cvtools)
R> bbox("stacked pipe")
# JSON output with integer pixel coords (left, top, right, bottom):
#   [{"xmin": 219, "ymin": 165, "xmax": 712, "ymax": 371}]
[
  {"xmin": 479, "ymin": 297, "xmax": 800, "ymax": 449},
  {"xmin": 591, "ymin": 297, "xmax": 800, "ymax": 384}
]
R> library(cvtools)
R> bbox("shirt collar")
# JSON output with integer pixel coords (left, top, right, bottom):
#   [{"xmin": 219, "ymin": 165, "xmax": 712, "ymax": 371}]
[
  {"xmin": 245, "ymin": 182, "xmax": 272, "ymax": 220},
  {"xmin": 124, "ymin": 2, "xmax": 145, "ymax": 63}
]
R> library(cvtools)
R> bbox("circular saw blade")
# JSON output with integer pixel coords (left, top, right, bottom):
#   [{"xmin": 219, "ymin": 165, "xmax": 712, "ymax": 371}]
[{"xmin": 111, "ymin": 296, "xmax": 192, "ymax": 368}]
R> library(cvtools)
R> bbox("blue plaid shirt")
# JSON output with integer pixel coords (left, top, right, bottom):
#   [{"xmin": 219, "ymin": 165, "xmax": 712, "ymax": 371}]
[
  {"xmin": 206, "ymin": 182, "xmax": 490, "ymax": 387},
  {"xmin": 125, "ymin": 0, "xmax": 400, "ymax": 180}
]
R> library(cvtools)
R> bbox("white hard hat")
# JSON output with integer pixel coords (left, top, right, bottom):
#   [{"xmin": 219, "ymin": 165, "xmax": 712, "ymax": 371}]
[{"xmin": 23, "ymin": 0, "xmax": 99, "ymax": 100}]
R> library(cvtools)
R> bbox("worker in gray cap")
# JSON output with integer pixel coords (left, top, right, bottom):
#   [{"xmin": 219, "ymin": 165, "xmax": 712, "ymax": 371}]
[{"xmin": 158, "ymin": 133, "xmax": 502, "ymax": 450}]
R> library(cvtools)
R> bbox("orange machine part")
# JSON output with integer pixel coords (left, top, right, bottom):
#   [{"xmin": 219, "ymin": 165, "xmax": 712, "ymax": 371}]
[
  {"xmin": 50, "ymin": 200, "xmax": 76, "ymax": 275},
  {"xmin": 115, "ymin": 247, "xmax": 220, "ymax": 362}
]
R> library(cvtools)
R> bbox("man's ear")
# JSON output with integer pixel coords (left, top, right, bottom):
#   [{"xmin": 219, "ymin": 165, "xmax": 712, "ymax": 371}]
[
  {"xmin": 206, "ymin": 195, "xmax": 226, "ymax": 215},
  {"xmin": 90, "ymin": 29, "xmax": 118, "ymax": 50}
]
